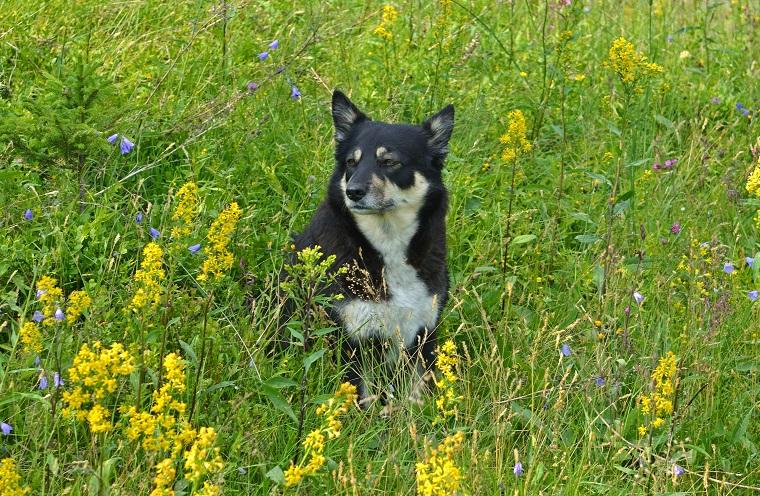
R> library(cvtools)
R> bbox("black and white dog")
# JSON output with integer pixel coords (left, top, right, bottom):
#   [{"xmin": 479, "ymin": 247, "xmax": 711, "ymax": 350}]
[{"xmin": 291, "ymin": 90, "xmax": 454, "ymax": 406}]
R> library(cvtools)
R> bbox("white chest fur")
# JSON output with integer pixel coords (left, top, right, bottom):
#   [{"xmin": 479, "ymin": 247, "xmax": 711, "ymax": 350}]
[{"xmin": 337, "ymin": 174, "xmax": 439, "ymax": 349}]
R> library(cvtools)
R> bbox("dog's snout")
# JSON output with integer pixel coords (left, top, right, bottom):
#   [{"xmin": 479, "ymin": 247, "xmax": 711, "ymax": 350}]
[{"xmin": 346, "ymin": 187, "xmax": 367, "ymax": 201}]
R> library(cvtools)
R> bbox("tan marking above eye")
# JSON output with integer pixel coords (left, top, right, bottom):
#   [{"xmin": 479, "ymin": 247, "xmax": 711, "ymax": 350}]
[
  {"xmin": 353, "ymin": 149, "xmax": 362, "ymax": 161},
  {"xmin": 375, "ymin": 146, "xmax": 387, "ymax": 157}
]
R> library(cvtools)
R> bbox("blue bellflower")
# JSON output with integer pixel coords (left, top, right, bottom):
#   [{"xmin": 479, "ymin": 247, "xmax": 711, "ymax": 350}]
[
  {"xmin": 136, "ymin": 211, "xmax": 144, "ymax": 224},
  {"xmin": 54, "ymin": 308, "xmax": 65, "ymax": 321},
  {"xmin": 269, "ymin": 39, "xmax": 279, "ymax": 50},
  {"xmin": 32, "ymin": 310, "xmax": 44, "ymax": 322},
  {"xmin": 53, "ymin": 372, "xmax": 64, "ymax": 388},
  {"xmin": 24, "ymin": 209, "xmax": 33, "ymax": 221},
  {"xmin": 561, "ymin": 343, "xmax": 572, "ymax": 357},
  {"xmin": 749, "ymin": 290, "xmax": 759, "ymax": 301},
  {"xmin": 150, "ymin": 227, "xmax": 161, "ymax": 239},
  {"xmin": 514, "ymin": 462, "xmax": 524, "ymax": 476},
  {"xmin": 258, "ymin": 52, "xmax": 269, "ymax": 60},
  {"xmin": 189, "ymin": 244, "xmax": 202, "ymax": 254},
  {"xmin": 1, "ymin": 422, "xmax": 11, "ymax": 435},
  {"xmin": 120, "ymin": 136, "xmax": 135, "ymax": 155},
  {"xmin": 291, "ymin": 85, "xmax": 301, "ymax": 100},
  {"xmin": 39, "ymin": 375, "xmax": 48, "ymax": 390}
]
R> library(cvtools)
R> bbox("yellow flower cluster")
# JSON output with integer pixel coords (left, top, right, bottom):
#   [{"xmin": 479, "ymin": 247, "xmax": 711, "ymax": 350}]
[
  {"xmin": 499, "ymin": 109, "xmax": 532, "ymax": 161},
  {"xmin": 746, "ymin": 155, "xmax": 760, "ymax": 228},
  {"xmin": 672, "ymin": 240, "xmax": 722, "ymax": 301},
  {"xmin": 184, "ymin": 427, "xmax": 224, "ymax": 484},
  {"xmin": 415, "ymin": 431, "xmax": 465, "ymax": 496},
  {"xmin": 433, "ymin": 340, "xmax": 462, "ymax": 425},
  {"xmin": 19, "ymin": 321, "xmax": 42, "ymax": 354},
  {"xmin": 284, "ymin": 382, "xmax": 357, "ymax": 487},
  {"xmin": 61, "ymin": 342, "xmax": 135, "ymax": 433},
  {"xmin": 123, "ymin": 353, "xmax": 189, "ymax": 452},
  {"xmin": 198, "ymin": 202, "xmax": 242, "ymax": 282},
  {"xmin": 150, "ymin": 458, "xmax": 176, "ymax": 496},
  {"xmin": 196, "ymin": 481, "xmax": 222, "ymax": 496},
  {"xmin": 638, "ymin": 351, "xmax": 677, "ymax": 437},
  {"xmin": 0, "ymin": 458, "xmax": 30, "ymax": 496},
  {"xmin": 36, "ymin": 276, "xmax": 63, "ymax": 326},
  {"xmin": 131, "ymin": 242, "xmax": 166, "ymax": 311},
  {"xmin": 607, "ymin": 37, "xmax": 663, "ymax": 91},
  {"xmin": 66, "ymin": 290, "xmax": 92, "ymax": 325},
  {"xmin": 171, "ymin": 182, "xmax": 199, "ymax": 239},
  {"xmin": 373, "ymin": 5, "xmax": 399, "ymax": 40}
]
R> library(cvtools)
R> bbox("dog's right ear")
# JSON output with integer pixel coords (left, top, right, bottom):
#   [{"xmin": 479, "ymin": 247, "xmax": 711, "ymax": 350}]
[{"xmin": 332, "ymin": 90, "xmax": 368, "ymax": 143}]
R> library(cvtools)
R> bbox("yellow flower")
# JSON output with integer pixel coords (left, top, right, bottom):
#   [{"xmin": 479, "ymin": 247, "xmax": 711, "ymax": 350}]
[
  {"xmin": 607, "ymin": 37, "xmax": 663, "ymax": 89},
  {"xmin": 500, "ymin": 110, "xmax": 532, "ymax": 162},
  {"xmin": 415, "ymin": 431, "xmax": 465, "ymax": 496},
  {"xmin": 66, "ymin": 290, "xmax": 92, "ymax": 325},
  {"xmin": 433, "ymin": 340, "xmax": 462, "ymax": 425},
  {"xmin": 150, "ymin": 458, "xmax": 176, "ymax": 496},
  {"xmin": 638, "ymin": 425, "xmax": 647, "ymax": 437},
  {"xmin": 131, "ymin": 242, "xmax": 165, "ymax": 311},
  {"xmin": 196, "ymin": 482, "xmax": 221, "ymax": 496},
  {"xmin": 36, "ymin": 276, "xmax": 63, "ymax": 326},
  {"xmin": 184, "ymin": 427, "xmax": 224, "ymax": 484},
  {"xmin": 61, "ymin": 342, "xmax": 134, "ymax": 434},
  {"xmin": 198, "ymin": 203, "xmax": 242, "ymax": 282},
  {"xmin": 285, "ymin": 382, "xmax": 356, "ymax": 487},
  {"xmin": 19, "ymin": 321, "xmax": 42, "ymax": 354},
  {"xmin": 746, "ymin": 158, "xmax": 760, "ymax": 198},
  {"xmin": 171, "ymin": 182, "xmax": 199, "ymax": 239},
  {"xmin": 373, "ymin": 5, "xmax": 399, "ymax": 40},
  {"xmin": 0, "ymin": 458, "xmax": 30, "ymax": 496}
]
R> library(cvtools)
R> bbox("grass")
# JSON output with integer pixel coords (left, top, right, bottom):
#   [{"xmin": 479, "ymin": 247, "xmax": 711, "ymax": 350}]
[{"xmin": 0, "ymin": 0, "xmax": 759, "ymax": 494}]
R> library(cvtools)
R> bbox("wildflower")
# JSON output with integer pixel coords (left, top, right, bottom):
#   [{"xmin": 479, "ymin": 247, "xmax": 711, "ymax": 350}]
[
  {"xmin": 415, "ymin": 431, "xmax": 465, "ymax": 496},
  {"xmin": 746, "ymin": 257, "xmax": 754, "ymax": 268},
  {"xmin": 595, "ymin": 376, "xmax": 605, "ymax": 387},
  {"xmin": 519, "ymin": 71, "xmax": 528, "ymax": 77},
  {"xmin": 285, "ymin": 383, "xmax": 356, "ymax": 487},
  {"xmin": 32, "ymin": 311, "xmax": 44, "ymax": 323},
  {"xmin": 107, "ymin": 133, "xmax": 119, "ymax": 144},
  {"xmin": 171, "ymin": 182, "xmax": 199, "ymax": 239},
  {"xmin": 673, "ymin": 464, "xmax": 685, "ymax": 477},
  {"xmin": 66, "ymin": 290, "xmax": 92, "ymax": 325},
  {"xmin": 150, "ymin": 227, "xmax": 161, "ymax": 239},
  {"xmin": 54, "ymin": 308, "xmax": 65, "ymax": 321},
  {"xmin": 189, "ymin": 244, "xmax": 202, "ymax": 254},
  {"xmin": 639, "ymin": 352, "xmax": 677, "ymax": 433},
  {"xmin": 36, "ymin": 276, "xmax": 63, "ymax": 326},
  {"xmin": 61, "ymin": 341, "xmax": 135, "ymax": 433},
  {"xmin": 638, "ymin": 425, "xmax": 647, "ymax": 437},
  {"xmin": 131, "ymin": 242, "xmax": 165, "ymax": 310},
  {"xmin": 433, "ymin": 340, "xmax": 462, "ymax": 424},
  {"xmin": 53, "ymin": 372, "xmax": 63, "ymax": 388},
  {"xmin": 184, "ymin": 427, "xmax": 224, "ymax": 484},
  {"xmin": 150, "ymin": 458, "xmax": 175, "ymax": 496},
  {"xmin": 1, "ymin": 422, "xmax": 11, "ymax": 435},
  {"xmin": 678, "ymin": 50, "xmax": 690, "ymax": 60},
  {"xmin": 19, "ymin": 322, "xmax": 42, "ymax": 354},
  {"xmin": 39, "ymin": 374, "xmax": 48, "ymax": 390},
  {"xmin": 258, "ymin": 51, "xmax": 269, "ymax": 60},
  {"xmin": 246, "ymin": 81, "xmax": 259, "ymax": 92},
  {"xmin": 198, "ymin": 202, "xmax": 242, "ymax": 282},
  {"xmin": 0, "ymin": 458, "xmax": 30, "ymax": 495},
  {"xmin": 711, "ymin": 96, "xmax": 721, "ymax": 104},
  {"xmin": 666, "ymin": 34, "xmax": 673, "ymax": 43},
  {"xmin": 33, "ymin": 356, "xmax": 41, "ymax": 366},
  {"xmin": 736, "ymin": 103, "xmax": 746, "ymax": 111},
  {"xmin": 269, "ymin": 39, "xmax": 279, "ymax": 50},
  {"xmin": 746, "ymin": 159, "xmax": 760, "ymax": 197},
  {"xmin": 373, "ymin": 5, "xmax": 399, "ymax": 40},
  {"xmin": 606, "ymin": 37, "xmax": 663, "ymax": 90},
  {"xmin": 663, "ymin": 158, "xmax": 677, "ymax": 169},
  {"xmin": 723, "ymin": 262, "xmax": 734, "ymax": 274},
  {"xmin": 120, "ymin": 136, "xmax": 135, "ymax": 155},
  {"xmin": 561, "ymin": 343, "xmax": 572, "ymax": 357},
  {"xmin": 290, "ymin": 85, "xmax": 301, "ymax": 100},
  {"xmin": 670, "ymin": 222, "xmax": 681, "ymax": 234},
  {"xmin": 23, "ymin": 209, "xmax": 33, "ymax": 221},
  {"xmin": 633, "ymin": 291, "xmax": 644, "ymax": 305},
  {"xmin": 514, "ymin": 461, "xmax": 524, "ymax": 477},
  {"xmin": 275, "ymin": 65, "xmax": 285, "ymax": 74},
  {"xmin": 749, "ymin": 290, "xmax": 758, "ymax": 301},
  {"xmin": 499, "ymin": 110, "xmax": 532, "ymax": 161},
  {"xmin": 624, "ymin": 305, "xmax": 631, "ymax": 315}
]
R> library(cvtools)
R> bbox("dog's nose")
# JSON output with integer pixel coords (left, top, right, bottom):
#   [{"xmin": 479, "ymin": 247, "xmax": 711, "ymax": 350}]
[{"xmin": 346, "ymin": 187, "xmax": 366, "ymax": 201}]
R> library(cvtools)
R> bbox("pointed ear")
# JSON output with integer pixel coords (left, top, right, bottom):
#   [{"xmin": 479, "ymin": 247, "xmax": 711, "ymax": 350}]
[
  {"xmin": 422, "ymin": 104, "xmax": 455, "ymax": 163},
  {"xmin": 332, "ymin": 90, "xmax": 368, "ymax": 143}
]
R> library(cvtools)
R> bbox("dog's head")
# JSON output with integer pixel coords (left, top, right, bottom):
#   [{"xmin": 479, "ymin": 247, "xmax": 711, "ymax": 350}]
[{"xmin": 329, "ymin": 90, "xmax": 454, "ymax": 215}]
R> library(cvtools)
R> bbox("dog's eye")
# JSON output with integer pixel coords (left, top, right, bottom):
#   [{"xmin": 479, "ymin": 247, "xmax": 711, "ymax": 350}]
[
  {"xmin": 345, "ymin": 157, "xmax": 357, "ymax": 167},
  {"xmin": 380, "ymin": 158, "xmax": 399, "ymax": 167}
]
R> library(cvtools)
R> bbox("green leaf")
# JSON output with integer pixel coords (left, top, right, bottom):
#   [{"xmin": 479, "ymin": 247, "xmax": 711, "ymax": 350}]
[
  {"xmin": 261, "ymin": 385, "xmax": 297, "ymax": 423},
  {"xmin": 575, "ymin": 234, "xmax": 601, "ymax": 244},
  {"xmin": 303, "ymin": 349, "xmax": 326, "ymax": 372},
  {"xmin": 264, "ymin": 376, "xmax": 297, "ymax": 389},
  {"xmin": 178, "ymin": 340, "xmax": 197, "ymax": 364},
  {"xmin": 655, "ymin": 114, "xmax": 675, "ymax": 129},
  {"xmin": 204, "ymin": 380, "xmax": 236, "ymax": 395},
  {"xmin": 266, "ymin": 465, "xmax": 285, "ymax": 485},
  {"xmin": 511, "ymin": 234, "xmax": 537, "ymax": 245}
]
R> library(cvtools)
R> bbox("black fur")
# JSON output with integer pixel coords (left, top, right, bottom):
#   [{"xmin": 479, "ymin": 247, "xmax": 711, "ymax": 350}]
[{"xmin": 289, "ymin": 90, "xmax": 454, "ymax": 405}]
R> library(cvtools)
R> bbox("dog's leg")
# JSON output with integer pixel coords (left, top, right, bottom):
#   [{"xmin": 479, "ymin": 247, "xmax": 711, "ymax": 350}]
[{"xmin": 407, "ymin": 327, "xmax": 437, "ymax": 405}]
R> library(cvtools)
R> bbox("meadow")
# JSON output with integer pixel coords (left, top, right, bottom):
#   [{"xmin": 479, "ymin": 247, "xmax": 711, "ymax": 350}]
[{"xmin": 1, "ymin": 0, "xmax": 759, "ymax": 494}]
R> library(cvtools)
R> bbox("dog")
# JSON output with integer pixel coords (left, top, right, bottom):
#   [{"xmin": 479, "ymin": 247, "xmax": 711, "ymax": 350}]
[{"xmin": 289, "ymin": 90, "xmax": 454, "ymax": 407}]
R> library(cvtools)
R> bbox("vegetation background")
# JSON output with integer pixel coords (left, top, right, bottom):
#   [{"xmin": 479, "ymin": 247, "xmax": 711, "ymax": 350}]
[{"xmin": 1, "ymin": 0, "xmax": 759, "ymax": 494}]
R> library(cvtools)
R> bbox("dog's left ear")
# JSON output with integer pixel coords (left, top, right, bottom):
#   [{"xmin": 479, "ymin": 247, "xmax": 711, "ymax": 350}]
[
  {"xmin": 422, "ymin": 104, "xmax": 455, "ymax": 165},
  {"xmin": 332, "ymin": 90, "xmax": 368, "ymax": 143}
]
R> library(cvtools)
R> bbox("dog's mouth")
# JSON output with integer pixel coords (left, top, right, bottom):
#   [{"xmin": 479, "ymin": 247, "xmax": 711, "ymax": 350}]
[{"xmin": 346, "ymin": 201, "xmax": 396, "ymax": 215}]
